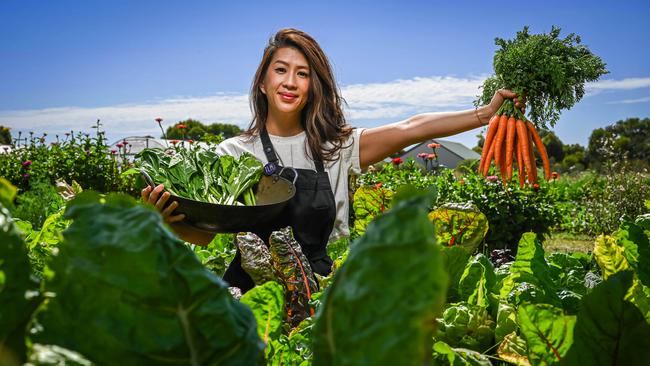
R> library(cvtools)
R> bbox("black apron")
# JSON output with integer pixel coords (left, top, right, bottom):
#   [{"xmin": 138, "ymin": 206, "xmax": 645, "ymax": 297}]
[{"xmin": 222, "ymin": 129, "xmax": 336, "ymax": 292}]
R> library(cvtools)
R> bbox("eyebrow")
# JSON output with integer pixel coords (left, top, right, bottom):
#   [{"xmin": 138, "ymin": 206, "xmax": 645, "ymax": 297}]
[{"xmin": 272, "ymin": 60, "xmax": 309, "ymax": 70}]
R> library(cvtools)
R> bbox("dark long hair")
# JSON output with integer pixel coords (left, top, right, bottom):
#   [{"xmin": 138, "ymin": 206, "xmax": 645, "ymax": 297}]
[{"xmin": 245, "ymin": 28, "xmax": 352, "ymax": 162}]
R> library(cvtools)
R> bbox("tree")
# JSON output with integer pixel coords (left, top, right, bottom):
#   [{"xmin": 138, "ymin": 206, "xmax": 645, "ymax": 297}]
[
  {"xmin": 0, "ymin": 125, "xmax": 11, "ymax": 145},
  {"xmin": 538, "ymin": 129, "xmax": 565, "ymax": 163},
  {"xmin": 586, "ymin": 117, "xmax": 650, "ymax": 171},
  {"xmin": 165, "ymin": 119, "xmax": 242, "ymax": 141}
]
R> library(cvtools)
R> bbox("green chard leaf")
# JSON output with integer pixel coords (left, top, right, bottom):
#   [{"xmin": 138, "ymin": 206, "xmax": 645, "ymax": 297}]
[
  {"xmin": 34, "ymin": 192, "xmax": 264, "ymax": 366},
  {"xmin": 458, "ymin": 254, "xmax": 498, "ymax": 314},
  {"xmin": 431, "ymin": 341, "xmax": 492, "ymax": 366},
  {"xmin": 0, "ymin": 202, "xmax": 41, "ymax": 365},
  {"xmin": 499, "ymin": 233, "xmax": 560, "ymax": 307},
  {"xmin": 428, "ymin": 202, "xmax": 489, "ymax": 253},
  {"xmin": 269, "ymin": 227, "xmax": 318, "ymax": 329},
  {"xmin": 240, "ymin": 281, "xmax": 285, "ymax": 345},
  {"xmin": 351, "ymin": 185, "xmax": 393, "ymax": 236},
  {"xmin": 313, "ymin": 188, "xmax": 448, "ymax": 365},
  {"xmin": 561, "ymin": 271, "xmax": 650, "ymax": 365},
  {"xmin": 517, "ymin": 304, "xmax": 575, "ymax": 365},
  {"xmin": 237, "ymin": 232, "xmax": 276, "ymax": 286}
]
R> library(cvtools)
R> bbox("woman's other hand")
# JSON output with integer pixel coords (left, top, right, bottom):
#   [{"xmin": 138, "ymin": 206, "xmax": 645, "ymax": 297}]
[
  {"xmin": 141, "ymin": 184, "xmax": 185, "ymax": 223},
  {"xmin": 486, "ymin": 89, "xmax": 526, "ymax": 115}
]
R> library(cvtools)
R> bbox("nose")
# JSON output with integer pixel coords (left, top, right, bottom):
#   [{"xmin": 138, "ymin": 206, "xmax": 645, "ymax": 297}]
[{"xmin": 282, "ymin": 73, "xmax": 297, "ymax": 90}]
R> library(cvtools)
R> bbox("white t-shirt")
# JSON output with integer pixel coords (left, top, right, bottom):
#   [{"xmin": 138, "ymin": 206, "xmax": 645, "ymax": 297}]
[{"xmin": 216, "ymin": 128, "xmax": 365, "ymax": 241}]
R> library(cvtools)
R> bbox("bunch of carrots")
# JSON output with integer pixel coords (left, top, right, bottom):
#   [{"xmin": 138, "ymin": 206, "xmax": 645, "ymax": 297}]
[{"xmin": 478, "ymin": 100, "xmax": 550, "ymax": 187}]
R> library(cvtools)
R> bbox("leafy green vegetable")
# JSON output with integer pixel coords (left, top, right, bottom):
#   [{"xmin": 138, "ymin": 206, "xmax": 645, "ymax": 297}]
[
  {"xmin": 517, "ymin": 304, "xmax": 575, "ymax": 365},
  {"xmin": 266, "ymin": 317, "xmax": 314, "ymax": 365},
  {"xmin": 494, "ymin": 302, "xmax": 517, "ymax": 344},
  {"xmin": 351, "ymin": 185, "xmax": 393, "ymax": 236},
  {"xmin": 138, "ymin": 147, "xmax": 263, "ymax": 205},
  {"xmin": 496, "ymin": 332, "xmax": 530, "ymax": 366},
  {"xmin": 237, "ymin": 232, "xmax": 276, "ymax": 286},
  {"xmin": 441, "ymin": 246, "xmax": 472, "ymax": 302},
  {"xmin": 190, "ymin": 233, "xmax": 236, "ymax": 277},
  {"xmin": 477, "ymin": 26, "xmax": 608, "ymax": 128},
  {"xmin": 27, "ymin": 344, "xmax": 93, "ymax": 366},
  {"xmin": 0, "ymin": 202, "xmax": 41, "ymax": 365},
  {"xmin": 431, "ymin": 341, "xmax": 492, "ymax": 366},
  {"xmin": 34, "ymin": 192, "xmax": 264, "ymax": 366},
  {"xmin": 458, "ymin": 254, "xmax": 498, "ymax": 315},
  {"xmin": 562, "ymin": 271, "xmax": 650, "ymax": 365},
  {"xmin": 434, "ymin": 303, "xmax": 495, "ymax": 353},
  {"xmin": 428, "ymin": 202, "xmax": 489, "ymax": 253},
  {"xmin": 499, "ymin": 233, "xmax": 560, "ymax": 307},
  {"xmin": 240, "ymin": 281, "xmax": 285, "ymax": 345},
  {"xmin": 269, "ymin": 227, "xmax": 318, "ymax": 328},
  {"xmin": 313, "ymin": 188, "xmax": 448, "ymax": 365}
]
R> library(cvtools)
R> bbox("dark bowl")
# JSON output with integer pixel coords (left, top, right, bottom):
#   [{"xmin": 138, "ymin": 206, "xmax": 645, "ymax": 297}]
[{"xmin": 142, "ymin": 171, "xmax": 295, "ymax": 233}]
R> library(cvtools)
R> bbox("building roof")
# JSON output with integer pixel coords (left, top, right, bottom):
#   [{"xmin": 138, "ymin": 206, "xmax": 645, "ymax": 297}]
[{"xmin": 404, "ymin": 139, "xmax": 480, "ymax": 160}]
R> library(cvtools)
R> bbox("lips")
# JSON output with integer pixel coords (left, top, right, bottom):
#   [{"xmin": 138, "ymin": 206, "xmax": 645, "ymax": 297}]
[{"xmin": 279, "ymin": 92, "xmax": 298, "ymax": 102}]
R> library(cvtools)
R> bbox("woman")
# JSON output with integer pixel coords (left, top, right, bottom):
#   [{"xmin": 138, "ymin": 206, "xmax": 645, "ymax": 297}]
[{"xmin": 143, "ymin": 28, "xmax": 523, "ymax": 292}]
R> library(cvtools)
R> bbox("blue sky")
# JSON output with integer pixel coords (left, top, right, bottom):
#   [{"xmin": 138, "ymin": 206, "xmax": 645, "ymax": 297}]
[{"xmin": 2, "ymin": 0, "xmax": 649, "ymax": 148}]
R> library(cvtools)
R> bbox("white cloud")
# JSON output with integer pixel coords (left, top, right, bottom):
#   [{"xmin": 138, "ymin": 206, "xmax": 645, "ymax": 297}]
[
  {"xmin": 2, "ymin": 75, "xmax": 649, "ymax": 144},
  {"xmin": 606, "ymin": 96, "xmax": 650, "ymax": 104},
  {"xmin": 586, "ymin": 77, "xmax": 650, "ymax": 96}
]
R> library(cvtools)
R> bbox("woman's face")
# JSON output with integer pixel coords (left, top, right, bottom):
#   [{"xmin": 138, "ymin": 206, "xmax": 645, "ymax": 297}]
[{"xmin": 260, "ymin": 47, "xmax": 311, "ymax": 119}]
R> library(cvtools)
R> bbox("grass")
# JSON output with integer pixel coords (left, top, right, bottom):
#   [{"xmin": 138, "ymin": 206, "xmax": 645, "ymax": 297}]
[{"xmin": 543, "ymin": 231, "xmax": 595, "ymax": 253}]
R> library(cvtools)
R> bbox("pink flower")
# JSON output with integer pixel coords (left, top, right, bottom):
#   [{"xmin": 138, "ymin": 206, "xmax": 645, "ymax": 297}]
[
  {"xmin": 427, "ymin": 142, "xmax": 441, "ymax": 149},
  {"xmin": 391, "ymin": 157, "xmax": 403, "ymax": 165},
  {"xmin": 486, "ymin": 175, "xmax": 498, "ymax": 182},
  {"xmin": 155, "ymin": 118, "xmax": 163, "ymax": 123},
  {"xmin": 22, "ymin": 160, "xmax": 32, "ymax": 167},
  {"xmin": 417, "ymin": 153, "xmax": 428, "ymax": 159},
  {"xmin": 426, "ymin": 153, "xmax": 436, "ymax": 160},
  {"xmin": 23, "ymin": 173, "xmax": 30, "ymax": 179},
  {"xmin": 110, "ymin": 149, "xmax": 117, "ymax": 154}
]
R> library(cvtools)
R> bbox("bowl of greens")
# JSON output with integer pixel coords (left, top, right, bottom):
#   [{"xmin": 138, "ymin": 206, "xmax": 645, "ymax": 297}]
[{"xmin": 138, "ymin": 148, "xmax": 295, "ymax": 233}]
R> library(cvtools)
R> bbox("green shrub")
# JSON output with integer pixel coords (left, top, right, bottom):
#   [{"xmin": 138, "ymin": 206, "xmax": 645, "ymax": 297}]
[{"xmin": 0, "ymin": 126, "xmax": 137, "ymax": 195}]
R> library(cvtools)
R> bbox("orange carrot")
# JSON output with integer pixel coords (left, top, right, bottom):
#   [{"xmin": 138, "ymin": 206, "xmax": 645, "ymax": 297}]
[
  {"xmin": 516, "ymin": 119, "xmax": 533, "ymax": 185},
  {"xmin": 527, "ymin": 128, "xmax": 538, "ymax": 184},
  {"xmin": 478, "ymin": 114, "xmax": 499, "ymax": 174},
  {"xmin": 505, "ymin": 116, "xmax": 517, "ymax": 181},
  {"xmin": 482, "ymin": 138, "xmax": 496, "ymax": 176},
  {"xmin": 526, "ymin": 121, "xmax": 551, "ymax": 181},
  {"xmin": 493, "ymin": 114, "xmax": 508, "ymax": 172},
  {"xmin": 516, "ymin": 135, "xmax": 525, "ymax": 188}
]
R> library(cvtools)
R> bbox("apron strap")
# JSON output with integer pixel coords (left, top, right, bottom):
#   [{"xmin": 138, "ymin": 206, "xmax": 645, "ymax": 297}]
[{"xmin": 260, "ymin": 128, "xmax": 325, "ymax": 173}]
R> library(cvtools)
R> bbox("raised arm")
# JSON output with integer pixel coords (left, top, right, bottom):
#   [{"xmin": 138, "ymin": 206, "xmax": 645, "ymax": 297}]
[{"xmin": 359, "ymin": 90, "xmax": 522, "ymax": 169}]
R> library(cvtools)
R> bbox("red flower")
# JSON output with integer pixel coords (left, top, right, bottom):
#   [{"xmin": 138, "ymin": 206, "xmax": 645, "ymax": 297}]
[
  {"xmin": 374, "ymin": 182, "xmax": 383, "ymax": 189},
  {"xmin": 155, "ymin": 117, "xmax": 163, "ymax": 123},
  {"xmin": 392, "ymin": 157, "xmax": 403, "ymax": 165},
  {"xmin": 427, "ymin": 142, "xmax": 441, "ymax": 149},
  {"xmin": 116, "ymin": 143, "xmax": 124, "ymax": 148},
  {"xmin": 110, "ymin": 149, "xmax": 117, "ymax": 154},
  {"xmin": 188, "ymin": 139, "xmax": 194, "ymax": 144},
  {"xmin": 175, "ymin": 124, "xmax": 187, "ymax": 129},
  {"xmin": 533, "ymin": 183, "xmax": 540, "ymax": 190},
  {"xmin": 22, "ymin": 160, "xmax": 32, "ymax": 167},
  {"xmin": 170, "ymin": 140, "xmax": 179, "ymax": 145},
  {"xmin": 426, "ymin": 153, "xmax": 436, "ymax": 160}
]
